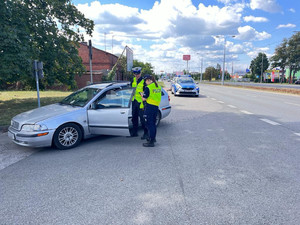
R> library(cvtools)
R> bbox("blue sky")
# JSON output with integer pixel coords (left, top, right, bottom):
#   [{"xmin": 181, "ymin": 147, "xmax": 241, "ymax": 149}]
[{"xmin": 73, "ymin": 0, "xmax": 300, "ymax": 74}]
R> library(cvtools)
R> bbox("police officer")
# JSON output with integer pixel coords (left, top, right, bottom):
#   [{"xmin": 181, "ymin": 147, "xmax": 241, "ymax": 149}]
[
  {"xmin": 142, "ymin": 75, "xmax": 161, "ymax": 147},
  {"xmin": 130, "ymin": 67, "xmax": 147, "ymax": 138}
]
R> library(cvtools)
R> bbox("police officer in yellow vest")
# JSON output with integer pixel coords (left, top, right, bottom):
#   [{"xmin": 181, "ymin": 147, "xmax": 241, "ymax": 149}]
[
  {"xmin": 142, "ymin": 75, "xmax": 161, "ymax": 147},
  {"xmin": 130, "ymin": 67, "xmax": 147, "ymax": 138}
]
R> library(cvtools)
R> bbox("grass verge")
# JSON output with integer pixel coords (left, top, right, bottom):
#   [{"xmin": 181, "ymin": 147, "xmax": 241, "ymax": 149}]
[{"xmin": 0, "ymin": 91, "xmax": 71, "ymax": 127}]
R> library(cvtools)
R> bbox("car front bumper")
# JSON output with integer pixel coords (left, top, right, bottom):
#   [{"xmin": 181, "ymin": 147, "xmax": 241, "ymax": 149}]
[
  {"xmin": 8, "ymin": 127, "xmax": 55, "ymax": 148},
  {"xmin": 176, "ymin": 89, "xmax": 199, "ymax": 96}
]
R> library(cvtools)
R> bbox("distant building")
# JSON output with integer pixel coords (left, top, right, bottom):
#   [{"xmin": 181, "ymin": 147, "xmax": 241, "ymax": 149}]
[{"xmin": 76, "ymin": 42, "xmax": 122, "ymax": 88}]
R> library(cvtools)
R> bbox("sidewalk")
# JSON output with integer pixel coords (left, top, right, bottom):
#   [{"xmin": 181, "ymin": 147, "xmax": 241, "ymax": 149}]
[{"xmin": 0, "ymin": 130, "xmax": 37, "ymax": 171}]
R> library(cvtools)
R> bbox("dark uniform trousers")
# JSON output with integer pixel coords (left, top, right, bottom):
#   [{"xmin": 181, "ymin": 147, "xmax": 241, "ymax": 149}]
[
  {"xmin": 143, "ymin": 104, "xmax": 158, "ymax": 142},
  {"xmin": 131, "ymin": 100, "xmax": 147, "ymax": 135}
]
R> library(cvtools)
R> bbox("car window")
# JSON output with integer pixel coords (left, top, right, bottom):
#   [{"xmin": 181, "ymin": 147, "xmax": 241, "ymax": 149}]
[
  {"xmin": 178, "ymin": 78, "xmax": 194, "ymax": 83},
  {"xmin": 94, "ymin": 88, "xmax": 133, "ymax": 109},
  {"xmin": 60, "ymin": 88, "xmax": 101, "ymax": 107}
]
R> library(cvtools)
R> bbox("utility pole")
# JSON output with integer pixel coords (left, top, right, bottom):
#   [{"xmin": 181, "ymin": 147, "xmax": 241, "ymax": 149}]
[
  {"xmin": 261, "ymin": 53, "xmax": 263, "ymax": 83},
  {"xmin": 89, "ymin": 40, "xmax": 93, "ymax": 83},
  {"xmin": 232, "ymin": 61, "xmax": 234, "ymax": 81},
  {"xmin": 111, "ymin": 34, "xmax": 114, "ymax": 54},
  {"xmin": 216, "ymin": 35, "xmax": 235, "ymax": 85},
  {"xmin": 200, "ymin": 57, "xmax": 203, "ymax": 83},
  {"xmin": 104, "ymin": 32, "xmax": 106, "ymax": 51}
]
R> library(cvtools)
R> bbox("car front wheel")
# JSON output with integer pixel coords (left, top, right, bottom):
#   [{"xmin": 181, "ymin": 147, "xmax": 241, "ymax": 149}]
[{"xmin": 53, "ymin": 123, "xmax": 82, "ymax": 150}]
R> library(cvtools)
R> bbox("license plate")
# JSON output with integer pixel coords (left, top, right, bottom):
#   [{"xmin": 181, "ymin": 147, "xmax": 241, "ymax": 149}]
[{"xmin": 8, "ymin": 131, "xmax": 15, "ymax": 140}]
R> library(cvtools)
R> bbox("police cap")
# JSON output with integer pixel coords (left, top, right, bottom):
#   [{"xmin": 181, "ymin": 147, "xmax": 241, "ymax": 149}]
[
  {"xmin": 132, "ymin": 67, "xmax": 142, "ymax": 74},
  {"xmin": 143, "ymin": 74, "xmax": 152, "ymax": 80}
]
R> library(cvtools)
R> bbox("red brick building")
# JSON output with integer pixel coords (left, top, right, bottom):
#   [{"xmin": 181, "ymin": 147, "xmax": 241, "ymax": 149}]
[{"xmin": 75, "ymin": 42, "xmax": 122, "ymax": 88}]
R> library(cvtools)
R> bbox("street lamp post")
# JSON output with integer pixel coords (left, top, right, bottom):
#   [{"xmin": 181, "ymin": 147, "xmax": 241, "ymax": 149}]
[
  {"xmin": 200, "ymin": 57, "xmax": 203, "ymax": 83},
  {"xmin": 196, "ymin": 53, "xmax": 204, "ymax": 83},
  {"xmin": 216, "ymin": 35, "xmax": 235, "ymax": 85}
]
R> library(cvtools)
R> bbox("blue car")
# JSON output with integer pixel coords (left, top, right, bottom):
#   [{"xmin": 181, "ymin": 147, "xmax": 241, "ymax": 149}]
[{"xmin": 171, "ymin": 75, "xmax": 199, "ymax": 97}]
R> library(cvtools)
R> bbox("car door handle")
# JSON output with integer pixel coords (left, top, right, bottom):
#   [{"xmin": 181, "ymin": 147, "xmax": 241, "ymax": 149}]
[{"xmin": 120, "ymin": 111, "xmax": 126, "ymax": 114}]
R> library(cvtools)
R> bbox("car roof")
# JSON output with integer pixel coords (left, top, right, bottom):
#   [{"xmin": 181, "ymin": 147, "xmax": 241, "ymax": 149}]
[{"xmin": 87, "ymin": 82, "xmax": 130, "ymax": 89}]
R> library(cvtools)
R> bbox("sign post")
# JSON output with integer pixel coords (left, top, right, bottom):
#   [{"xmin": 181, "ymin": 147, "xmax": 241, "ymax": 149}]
[
  {"xmin": 33, "ymin": 60, "xmax": 41, "ymax": 108},
  {"xmin": 89, "ymin": 40, "xmax": 93, "ymax": 84},
  {"xmin": 183, "ymin": 55, "xmax": 191, "ymax": 74}
]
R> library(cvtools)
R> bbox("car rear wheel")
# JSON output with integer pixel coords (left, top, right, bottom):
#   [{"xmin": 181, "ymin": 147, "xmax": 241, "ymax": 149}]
[
  {"xmin": 53, "ymin": 123, "xmax": 82, "ymax": 150},
  {"xmin": 156, "ymin": 111, "xmax": 162, "ymax": 127}
]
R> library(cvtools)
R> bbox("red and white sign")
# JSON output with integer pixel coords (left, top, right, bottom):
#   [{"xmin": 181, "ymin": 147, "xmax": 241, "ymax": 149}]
[{"xmin": 183, "ymin": 55, "xmax": 191, "ymax": 60}]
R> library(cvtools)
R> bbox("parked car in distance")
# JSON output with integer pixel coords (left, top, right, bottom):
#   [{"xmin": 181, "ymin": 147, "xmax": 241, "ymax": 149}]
[
  {"xmin": 8, "ymin": 82, "xmax": 171, "ymax": 150},
  {"xmin": 171, "ymin": 75, "xmax": 199, "ymax": 97},
  {"xmin": 295, "ymin": 80, "xmax": 300, "ymax": 84}
]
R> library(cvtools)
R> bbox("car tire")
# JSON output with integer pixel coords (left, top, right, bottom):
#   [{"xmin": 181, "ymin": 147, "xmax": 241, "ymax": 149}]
[
  {"xmin": 53, "ymin": 123, "xmax": 82, "ymax": 150},
  {"xmin": 156, "ymin": 111, "xmax": 162, "ymax": 127}
]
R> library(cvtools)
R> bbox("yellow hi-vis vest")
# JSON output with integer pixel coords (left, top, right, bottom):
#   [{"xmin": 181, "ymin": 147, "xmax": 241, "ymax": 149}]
[
  {"xmin": 131, "ymin": 77, "xmax": 144, "ymax": 109},
  {"xmin": 146, "ymin": 83, "xmax": 161, "ymax": 106}
]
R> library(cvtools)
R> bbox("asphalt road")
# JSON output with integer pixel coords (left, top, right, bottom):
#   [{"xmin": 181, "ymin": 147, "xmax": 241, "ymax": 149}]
[{"xmin": 1, "ymin": 84, "xmax": 300, "ymax": 224}]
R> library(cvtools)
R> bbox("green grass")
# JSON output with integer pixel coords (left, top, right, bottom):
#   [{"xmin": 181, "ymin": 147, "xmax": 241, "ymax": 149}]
[
  {"xmin": 0, "ymin": 91, "xmax": 72, "ymax": 126},
  {"xmin": 158, "ymin": 81, "xmax": 165, "ymax": 87}
]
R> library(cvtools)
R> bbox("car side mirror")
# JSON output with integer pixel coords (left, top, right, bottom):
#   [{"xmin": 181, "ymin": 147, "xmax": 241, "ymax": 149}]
[{"xmin": 90, "ymin": 102, "xmax": 97, "ymax": 109}]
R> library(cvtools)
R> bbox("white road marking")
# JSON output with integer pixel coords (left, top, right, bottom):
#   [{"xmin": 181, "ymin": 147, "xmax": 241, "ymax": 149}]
[
  {"xmin": 227, "ymin": 105, "xmax": 237, "ymax": 108},
  {"xmin": 295, "ymin": 133, "xmax": 300, "ymax": 137},
  {"xmin": 218, "ymin": 101, "xmax": 224, "ymax": 104},
  {"xmin": 211, "ymin": 98, "xmax": 216, "ymax": 100},
  {"xmin": 240, "ymin": 110, "xmax": 253, "ymax": 115},
  {"xmin": 260, "ymin": 119, "xmax": 281, "ymax": 126},
  {"xmin": 285, "ymin": 102, "xmax": 300, "ymax": 107}
]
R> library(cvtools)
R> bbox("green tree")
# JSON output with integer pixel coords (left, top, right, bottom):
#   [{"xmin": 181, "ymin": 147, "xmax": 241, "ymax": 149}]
[
  {"xmin": 204, "ymin": 66, "xmax": 218, "ymax": 81},
  {"xmin": 0, "ymin": 0, "xmax": 94, "ymax": 90},
  {"xmin": 249, "ymin": 53, "xmax": 269, "ymax": 82},
  {"xmin": 107, "ymin": 58, "xmax": 155, "ymax": 81},
  {"xmin": 270, "ymin": 39, "xmax": 288, "ymax": 83},
  {"xmin": 133, "ymin": 61, "xmax": 154, "ymax": 76},
  {"xmin": 286, "ymin": 32, "xmax": 300, "ymax": 83}
]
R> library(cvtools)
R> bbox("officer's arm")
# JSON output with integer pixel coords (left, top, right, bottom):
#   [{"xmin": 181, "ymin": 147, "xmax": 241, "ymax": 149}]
[{"xmin": 142, "ymin": 87, "xmax": 150, "ymax": 101}]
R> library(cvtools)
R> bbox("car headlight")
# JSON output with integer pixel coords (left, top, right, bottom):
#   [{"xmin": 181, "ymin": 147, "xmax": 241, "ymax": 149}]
[
  {"xmin": 176, "ymin": 84, "xmax": 182, "ymax": 89},
  {"xmin": 21, "ymin": 124, "xmax": 48, "ymax": 132}
]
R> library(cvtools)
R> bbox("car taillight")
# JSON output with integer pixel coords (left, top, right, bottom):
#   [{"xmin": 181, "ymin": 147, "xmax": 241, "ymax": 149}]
[{"xmin": 168, "ymin": 95, "xmax": 170, "ymax": 101}]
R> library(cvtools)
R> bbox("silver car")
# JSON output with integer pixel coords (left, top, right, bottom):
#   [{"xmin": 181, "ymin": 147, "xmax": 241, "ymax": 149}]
[{"xmin": 8, "ymin": 82, "xmax": 171, "ymax": 150}]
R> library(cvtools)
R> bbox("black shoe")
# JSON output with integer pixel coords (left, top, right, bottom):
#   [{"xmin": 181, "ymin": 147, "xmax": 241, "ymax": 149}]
[
  {"xmin": 146, "ymin": 138, "xmax": 156, "ymax": 142},
  {"xmin": 141, "ymin": 134, "xmax": 148, "ymax": 140},
  {"xmin": 143, "ymin": 141, "xmax": 155, "ymax": 147}
]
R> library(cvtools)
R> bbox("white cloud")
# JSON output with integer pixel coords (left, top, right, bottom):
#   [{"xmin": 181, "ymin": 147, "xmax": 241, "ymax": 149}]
[
  {"xmin": 75, "ymin": 0, "xmax": 270, "ymax": 73},
  {"xmin": 77, "ymin": 0, "xmax": 244, "ymax": 41},
  {"xmin": 250, "ymin": 0, "xmax": 281, "ymax": 13},
  {"xmin": 217, "ymin": 0, "xmax": 239, "ymax": 4},
  {"xmin": 243, "ymin": 15, "xmax": 268, "ymax": 22},
  {"xmin": 236, "ymin": 26, "xmax": 271, "ymax": 41},
  {"xmin": 289, "ymin": 8, "xmax": 296, "ymax": 13},
  {"xmin": 276, "ymin": 24, "xmax": 296, "ymax": 29},
  {"xmin": 247, "ymin": 47, "xmax": 271, "ymax": 59}
]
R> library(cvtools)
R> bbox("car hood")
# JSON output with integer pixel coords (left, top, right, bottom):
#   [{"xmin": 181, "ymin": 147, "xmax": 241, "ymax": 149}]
[
  {"xmin": 13, "ymin": 103, "xmax": 80, "ymax": 124},
  {"xmin": 178, "ymin": 82, "xmax": 197, "ymax": 88}
]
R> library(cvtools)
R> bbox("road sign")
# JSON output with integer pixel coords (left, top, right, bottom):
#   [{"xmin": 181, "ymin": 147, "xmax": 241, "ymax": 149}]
[{"xmin": 183, "ymin": 55, "xmax": 191, "ymax": 60}]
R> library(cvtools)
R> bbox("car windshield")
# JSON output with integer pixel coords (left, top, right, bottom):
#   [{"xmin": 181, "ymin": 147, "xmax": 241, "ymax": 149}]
[
  {"xmin": 178, "ymin": 78, "xmax": 194, "ymax": 83},
  {"xmin": 60, "ymin": 88, "xmax": 101, "ymax": 107}
]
